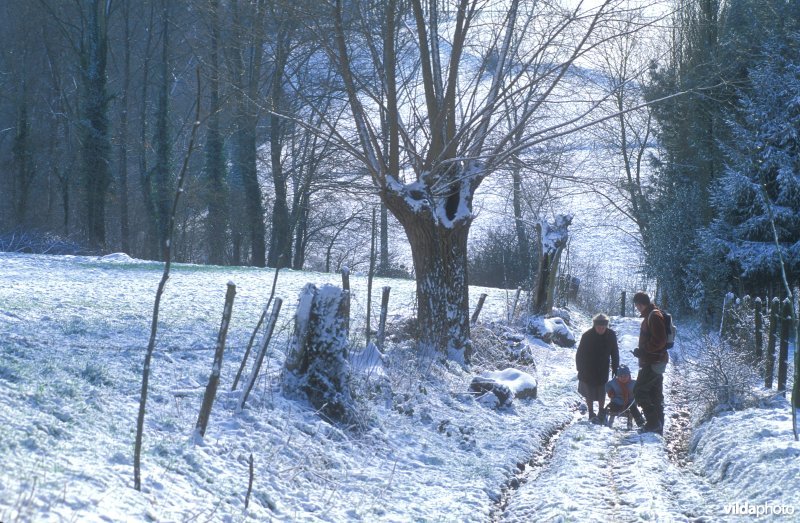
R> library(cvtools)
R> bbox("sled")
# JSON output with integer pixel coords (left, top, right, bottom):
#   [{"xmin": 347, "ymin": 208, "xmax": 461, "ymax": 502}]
[{"xmin": 605, "ymin": 400, "xmax": 638, "ymax": 430}]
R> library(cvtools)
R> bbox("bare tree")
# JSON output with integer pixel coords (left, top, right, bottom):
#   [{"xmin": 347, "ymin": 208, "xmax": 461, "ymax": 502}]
[{"xmin": 312, "ymin": 0, "xmax": 651, "ymax": 360}]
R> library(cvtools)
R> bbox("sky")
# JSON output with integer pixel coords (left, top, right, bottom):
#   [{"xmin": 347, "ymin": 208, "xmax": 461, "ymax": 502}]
[{"xmin": 0, "ymin": 252, "xmax": 798, "ymax": 522}]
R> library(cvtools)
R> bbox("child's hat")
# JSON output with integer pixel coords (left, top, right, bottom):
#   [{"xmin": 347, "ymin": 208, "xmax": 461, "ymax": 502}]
[{"xmin": 617, "ymin": 364, "xmax": 631, "ymax": 377}]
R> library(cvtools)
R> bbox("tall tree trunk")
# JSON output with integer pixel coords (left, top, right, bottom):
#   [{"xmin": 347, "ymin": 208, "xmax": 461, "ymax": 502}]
[
  {"xmin": 12, "ymin": 83, "xmax": 34, "ymax": 228},
  {"xmin": 228, "ymin": 0, "xmax": 267, "ymax": 267},
  {"xmin": 205, "ymin": 0, "xmax": 228, "ymax": 265},
  {"xmin": 152, "ymin": 0, "xmax": 172, "ymax": 260},
  {"xmin": 139, "ymin": 2, "xmax": 160, "ymax": 260},
  {"xmin": 267, "ymin": 28, "xmax": 292, "ymax": 269},
  {"xmin": 512, "ymin": 167, "xmax": 530, "ymax": 282},
  {"xmin": 118, "ymin": 2, "xmax": 132, "ymax": 254},
  {"xmin": 80, "ymin": 0, "xmax": 112, "ymax": 250}
]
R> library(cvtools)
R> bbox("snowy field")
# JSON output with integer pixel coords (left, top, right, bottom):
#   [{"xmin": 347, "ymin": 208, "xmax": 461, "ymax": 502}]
[{"xmin": 0, "ymin": 252, "xmax": 798, "ymax": 522}]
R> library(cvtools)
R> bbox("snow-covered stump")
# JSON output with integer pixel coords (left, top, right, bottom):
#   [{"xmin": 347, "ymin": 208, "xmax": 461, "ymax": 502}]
[
  {"xmin": 530, "ymin": 214, "xmax": 572, "ymax": 315},
  {"xmin": 283, "ymin": 284, "xmax": 354, "ymax": 423}
]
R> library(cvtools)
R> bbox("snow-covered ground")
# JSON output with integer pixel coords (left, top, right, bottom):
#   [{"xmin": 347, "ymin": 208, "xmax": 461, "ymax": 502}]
[{"xmin": 0, "ymin": 252, "xmax": 798, "ymax": 522}]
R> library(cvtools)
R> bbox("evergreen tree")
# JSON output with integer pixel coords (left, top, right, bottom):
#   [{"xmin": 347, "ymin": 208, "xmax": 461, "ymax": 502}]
[{"xmin": 698, "ymin": 35, "xmax": 800, "ymax": 296}]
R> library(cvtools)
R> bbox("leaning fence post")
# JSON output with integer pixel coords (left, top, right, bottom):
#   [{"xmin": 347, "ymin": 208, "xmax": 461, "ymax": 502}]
[
  {"xmin": 766, "ymin": 297, "xmax": 779, "ymax": 389},
  {"xmin": 376, "ymin": 286, "xmax": 391, "ymax": 351},
  {"xmin": 754, "ymin": 297, "xmax": 763, "ymax": 363},
  {"xmin": 239, "ymin": 298, "xmax": 283, "ymax": 411},
  {"xmin": 778, "ymin": 298, "xmax": 791, "ymax": 395},
  {"xmin": 195, "ymin": 282, "xmax": 236, "ymax": 440},
  {"xmin": 471, "ymin": 293, "xmax": 488, "ymax": 324}
]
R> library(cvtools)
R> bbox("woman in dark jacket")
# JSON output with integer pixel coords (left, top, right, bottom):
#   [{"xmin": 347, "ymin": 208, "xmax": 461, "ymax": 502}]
[{"xmin": 576, "ymin": 313, "xmax": 620, "ymax": 422}]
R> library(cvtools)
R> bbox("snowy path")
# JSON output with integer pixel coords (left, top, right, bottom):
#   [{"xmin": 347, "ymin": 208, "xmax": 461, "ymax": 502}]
[
  {"xmin": 499, "ymin": 412, "xmax": 720, "ymax": 522},
  {"xmin": 499, "ymin": 316, "xmax": 728, "ymax": 522}
]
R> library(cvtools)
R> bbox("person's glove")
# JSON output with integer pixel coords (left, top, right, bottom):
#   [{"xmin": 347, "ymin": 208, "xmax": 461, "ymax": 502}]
[{"xmin": 632, "ymin": 348, "xmax": 643, "ymax": 358}]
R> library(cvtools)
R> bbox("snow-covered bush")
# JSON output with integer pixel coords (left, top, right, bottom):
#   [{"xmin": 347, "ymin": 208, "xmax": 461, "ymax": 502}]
[{"xmin": 682, "ymin": 333, "xmax": 765, "ymax": 421}]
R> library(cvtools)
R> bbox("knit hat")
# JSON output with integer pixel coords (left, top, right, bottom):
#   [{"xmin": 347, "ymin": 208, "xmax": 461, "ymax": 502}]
[
  {"xmin": 617, "ymin": 364, "xmax": 631, "ymax": 377},
  {"xmin": 592, "ymin": 313, "xmax": 609, "ymax": 327}
]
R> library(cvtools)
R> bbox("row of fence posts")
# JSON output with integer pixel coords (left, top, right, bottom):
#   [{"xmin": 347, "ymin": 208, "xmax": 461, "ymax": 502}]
[{"xmin": 752, "ymin": 297, "xmax": 795, "ymax": 393}]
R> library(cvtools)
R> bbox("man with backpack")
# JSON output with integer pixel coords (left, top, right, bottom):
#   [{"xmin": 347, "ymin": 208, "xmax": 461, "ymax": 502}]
[{"xmin": 631, "ymin": 292, "xmax": 668, "ymax": 434}]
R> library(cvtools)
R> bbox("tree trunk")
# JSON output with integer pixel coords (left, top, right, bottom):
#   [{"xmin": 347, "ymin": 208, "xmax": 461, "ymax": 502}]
[
  {"xmin": 205, "ymin": 0, "xmax": 227, "ymax": 266},
  {"xmin": 292, "ymin": 190, "xmax": 309, "ymax": 269},
  {"xmin": 118, "ymin": 2, "xmax": 132, "ymax": 254},
  {"xmin": 404, "ymin": 216, "xmax": 472, "ymax": 362},
  {"xmin": 152, "ymin": 0, "xmax": 172, "ymax": 260},
  {"xmin": 80, "ymin": 0, "xmax": 112, "ymax": 250},
  {"xmin": 512, "ymin": 167, "xmax": 530, "ymax": 282},
  {"xmin": 267, "ymin": 28, "xmax": 292, "ymax": 269}
]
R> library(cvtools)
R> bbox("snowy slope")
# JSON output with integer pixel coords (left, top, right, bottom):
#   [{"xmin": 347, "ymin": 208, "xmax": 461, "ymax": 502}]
[{"xmin": 0, "ymin": 253, "xmax": 797, "ymax": 522}]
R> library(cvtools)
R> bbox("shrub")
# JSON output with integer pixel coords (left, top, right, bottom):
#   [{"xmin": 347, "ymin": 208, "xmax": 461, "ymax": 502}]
[{"xmin": 682, "ymin": 333, "xmax": 765, "ymax": 422}]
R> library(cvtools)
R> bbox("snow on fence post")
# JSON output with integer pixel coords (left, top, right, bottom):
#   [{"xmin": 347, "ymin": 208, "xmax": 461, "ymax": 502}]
[
  {"xmin": 283, "ymin": 284, "xmax": 354, "ymax": 422},
  {"xmin": 766, "ymin": 297, "xmax": 779, "ymax": 389},
  {"xmin": 238, "ymin": 298, "xmax": 283, "ymax": 411},
  {"xmin": 376, "ymin": 286, "xmax": 391, "ymax": 351},
  {"xmin": 195, "ymin": 282, "xmax": 236, "ymax": 440},
  {"xmin": 754, "ymin": 297, "xmax": 763, "ymax": 362},
  {"xmin": 471, "ymin": 293, "xmax": 488, "ymax": 325},
  {"xmin": 778, "ymin": 298, "xmax": 792, "ymax": 394}
]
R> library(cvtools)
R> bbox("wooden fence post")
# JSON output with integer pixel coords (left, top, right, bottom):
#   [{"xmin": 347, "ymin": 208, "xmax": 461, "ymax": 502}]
[
  {"xmin": 766, "ymin": 297, "xmax": 779, "ymax": 389},
  {"xmin": 195, "ymin": 282, "xmax": 236, "ymax": 440},
  {"xmin": 341, "ymin": 267, "xmax": 350, "ymax": 332},
  {"xmin": 510, "ymin": 287, "xmax": 522, "ymax": 322},
  {"xmin": 471, "ymin": 293, "xmax": 488, "ymax": 324},
  {"xmin": 778, "ymin": 298, "xmax": 791, "ymax": 395},
  {"xmin": 754, "ymin": 297, "xmax": 763, "ymax": 363},
  {"xmin": 376, "ymin": 286, "xmax": 391, "ymax": 351},
  {"xmin": 620, "ymin": 291, "xmax": 626, "ymax": 318}
]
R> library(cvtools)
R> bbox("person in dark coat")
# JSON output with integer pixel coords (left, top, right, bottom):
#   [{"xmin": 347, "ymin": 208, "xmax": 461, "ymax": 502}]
[
  {"xmin": 631, "ymin": 291, "xmax": 668, "ymax": 434},
  {"xmin": 576, "ymin": 313, "xmax": 619, "ymax": 422}
]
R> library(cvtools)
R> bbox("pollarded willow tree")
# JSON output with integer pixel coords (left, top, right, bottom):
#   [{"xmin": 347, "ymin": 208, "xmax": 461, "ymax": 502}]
[{"xmin": 312, "ymin": 0, "xmax": 657, "ymax": 361}]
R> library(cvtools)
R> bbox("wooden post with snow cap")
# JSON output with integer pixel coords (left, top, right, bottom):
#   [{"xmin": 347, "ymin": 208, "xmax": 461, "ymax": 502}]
[
  {"xmin": 471, "ymin": 293, "xmax": 488, "ymax": 325},
  {"xmin": 195, "ymin": 282, "xmax": 236, "ymax": 440},
  {"xmin": 376, "ymin": 286, "xmax": 391, "ymax": 351}
]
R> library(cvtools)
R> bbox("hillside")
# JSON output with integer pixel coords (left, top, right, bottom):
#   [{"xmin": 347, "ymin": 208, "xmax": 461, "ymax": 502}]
[{"xmin": 0, "ymin": 253, "xmax": 797, "ymax": 522}]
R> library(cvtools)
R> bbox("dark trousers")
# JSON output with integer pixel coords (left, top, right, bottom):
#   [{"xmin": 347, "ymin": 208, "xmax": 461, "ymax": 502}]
[{"xmin": 633, "ymin": 365, "xmax": 664, "ymax": 428}]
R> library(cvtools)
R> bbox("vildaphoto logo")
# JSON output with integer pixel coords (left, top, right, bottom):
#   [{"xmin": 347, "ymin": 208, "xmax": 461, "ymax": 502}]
[{"xmin": 723, "ymin": 502, "xmax": 795, "ymax": 517}]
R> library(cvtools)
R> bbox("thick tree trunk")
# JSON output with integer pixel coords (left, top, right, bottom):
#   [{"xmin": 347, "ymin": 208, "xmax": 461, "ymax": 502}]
[{"xmin": 404, "ymin": 217, "xmax": 472, "ymax": 362}]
